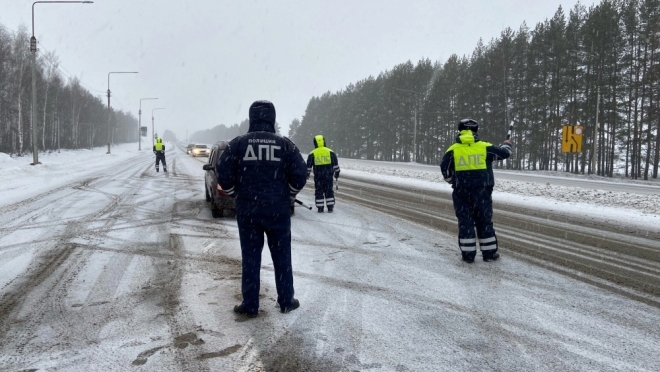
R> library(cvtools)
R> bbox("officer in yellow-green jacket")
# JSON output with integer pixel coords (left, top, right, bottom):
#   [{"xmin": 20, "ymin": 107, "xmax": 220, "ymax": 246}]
[
  {"xmin": 153, "ymin": 138, "xmax": 167, "ymax": 172},
  {"xmin": 306, "ymin": 135, "xmax": 340, "ymax": 213},
  {"xmin": 440, "ymin": 119, "xmax": 512, "ymax": 263}
]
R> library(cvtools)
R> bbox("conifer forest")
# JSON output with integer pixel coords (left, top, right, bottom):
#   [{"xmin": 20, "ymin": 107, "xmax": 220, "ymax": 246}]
[{"xmin": 290, "ymin": 0, "xmax": 660, "ymax": 179}]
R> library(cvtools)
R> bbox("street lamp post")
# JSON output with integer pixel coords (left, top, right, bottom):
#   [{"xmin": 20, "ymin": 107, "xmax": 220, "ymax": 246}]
[
  {"xmin": 152, "ymin": 108, "xmax": 165, "ymax": 146},
  {"xmin": 139, "ymin": 98, "xmax": 158, "ymax": 150},
  {"xmin": 107, "ymin": 71, "xmax": 138, "ymax": 154},
  {"xmin": 30, "ymin": 1, "xmax": 94, "ymax": 165}
]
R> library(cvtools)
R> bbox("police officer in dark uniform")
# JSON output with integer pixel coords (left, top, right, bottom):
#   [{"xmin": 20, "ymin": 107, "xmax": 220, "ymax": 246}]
[
  {"xmin": 440, "ymin": 119, "xmax": 512, "ymax": 263},
  {"xmin": 153, "ymin": 138, "xmax": 167, "ymax": 172},
  {"xmin": 306, "ymin": 135, "xmax": 340, "ymax": 213},
  {"xmin": 216, "ymin": 100, "xmax": 307, "ymax": 318}
]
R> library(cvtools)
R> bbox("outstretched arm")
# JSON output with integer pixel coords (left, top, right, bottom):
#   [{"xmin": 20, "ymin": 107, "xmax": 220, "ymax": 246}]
[{"xmin": 489, "ymin": 140, "xmax": 512, "ymax": 161}]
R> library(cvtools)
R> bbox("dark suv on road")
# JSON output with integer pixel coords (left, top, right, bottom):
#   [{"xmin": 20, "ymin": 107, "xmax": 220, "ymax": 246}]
[{"xmin": 202, "ymin": 141, "xmax": 236, "ymax": 218}]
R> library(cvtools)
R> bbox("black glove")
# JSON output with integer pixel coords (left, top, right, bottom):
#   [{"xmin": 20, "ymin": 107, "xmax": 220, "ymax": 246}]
[
  {"xmin": 334, "ymin": 172, "xmax": 340, "ymax": 180},
  {"xmin": 500, "ymin": 140, "xmax": 512, "ymax": 154},
  {"xmin": 306, "ymin": 171, "xmax": 311, "ymax": 180},
  {"xmin": 290, "ymin": 194, "xmax": 297, "ymax": 205}
]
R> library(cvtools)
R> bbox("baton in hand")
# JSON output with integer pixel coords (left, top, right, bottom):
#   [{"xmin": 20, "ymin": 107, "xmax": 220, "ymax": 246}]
[{"xmin": 295, "ymin": 199, "xmax": 313, "ymax": 210}]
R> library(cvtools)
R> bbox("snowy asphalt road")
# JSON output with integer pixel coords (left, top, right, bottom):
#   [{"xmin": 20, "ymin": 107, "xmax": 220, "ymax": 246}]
[
  {"xmin": 340, "ymin": 157, "xmax": 660, "ymax": 195},
  {"xmin": 337, "ymin": 175, "xmax": 660, "ymax": 305},
  {"xmin": 1, "ymin": 145, "xmax": 659, "ymax": 371}
]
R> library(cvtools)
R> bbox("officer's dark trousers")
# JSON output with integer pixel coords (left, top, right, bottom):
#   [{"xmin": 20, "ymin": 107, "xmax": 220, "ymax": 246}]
[
  {"xmin": 314, "ymin": 176, "xmax": 335, "ymax": 209},
  {"xmin": 155, "ymin": 153, "xmax": 166, "ymax": 169},
  {"xmin": 236, "ymin": 202, "xmax": 294, "ymax": 313},
  {"xmin": 452, "ymin": 186, "xmax": 498, "ymax": 259}
]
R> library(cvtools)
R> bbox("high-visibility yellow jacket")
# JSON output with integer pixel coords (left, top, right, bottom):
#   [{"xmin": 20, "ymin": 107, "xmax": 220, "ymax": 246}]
[
  {"xmin": 153, "ymin": 138, "xmax": 165, "ymax": 153},
  {"xmin": 306, "ymin": 135, "xmax": 339, "ymax": 179},
  {"xmin": 440, "ymin": 130, "xmax": 512, "ymax": 188}
]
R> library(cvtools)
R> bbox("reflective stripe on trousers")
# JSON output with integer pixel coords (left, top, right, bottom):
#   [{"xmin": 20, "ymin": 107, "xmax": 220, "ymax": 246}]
[{"xmin": 452, "ymin": 187, "xmax": 498, "ymax": 254}]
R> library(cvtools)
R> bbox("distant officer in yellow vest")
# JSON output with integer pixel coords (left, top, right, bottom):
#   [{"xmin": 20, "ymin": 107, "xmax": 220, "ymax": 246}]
[
  {"xmin": 153, "ymin": 138, "xmax": 167, "ymax": 172},
  {"xmin": 306, "ymin": 135, "xmax": 340, "ymax": 213},
  {"xmin": 440, "ymin": 119, "xmax": 512, "ymax": 263}
]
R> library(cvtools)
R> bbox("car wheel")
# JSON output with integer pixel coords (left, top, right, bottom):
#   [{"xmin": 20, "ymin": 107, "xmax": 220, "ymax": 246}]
[
  {"xmin": 205, "ymin": 186, "xmax": 211, "ymax": 202},
  {"xmin": 211, "ymin": 195, "xmax": 222, "ymax": 218}
]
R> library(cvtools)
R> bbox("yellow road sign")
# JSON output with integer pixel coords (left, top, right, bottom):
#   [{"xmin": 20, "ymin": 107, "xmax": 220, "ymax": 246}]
[{"xmin": 562, "ymin": 125, "xmax": 583, "ymax": 153}]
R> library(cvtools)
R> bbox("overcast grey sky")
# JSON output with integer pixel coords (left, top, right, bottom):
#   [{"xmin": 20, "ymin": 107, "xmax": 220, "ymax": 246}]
[{"xmin": 1, "ymin": 0, "xmax": 593, "ymax": 141}]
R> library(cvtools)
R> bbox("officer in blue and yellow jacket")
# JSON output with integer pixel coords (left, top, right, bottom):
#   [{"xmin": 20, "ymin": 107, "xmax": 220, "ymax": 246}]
[
  {"xmin": 216, "ymin": 100, "xmax": 307, "ymax": 318},
  {"xmin": 153, "ymin": 138, "xmax": 167, "ymax": 172},
  {"xmin": 440, "ymin": 119, "xmax": 512, "ymax": 263},
  {"xmin": 306, "ymin": 135, "xmax": 340, "ymax": 213}
]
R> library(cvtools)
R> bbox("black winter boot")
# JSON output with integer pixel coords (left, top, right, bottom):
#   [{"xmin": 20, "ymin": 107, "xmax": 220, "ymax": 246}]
[
  {"xmin": 233, "ymin": 304, "xmax": 258, "ymax": 318},
  {"xmin": 483, "ymin": 252, "xmax": 500, "ymax": 262},
  {"xmin": 317, "ymin": 207, "xmax": 324, "ymax": 213},
  {"xmin": 461, "ymin": 253, "xmax": 475, "ymax": 264},
  {"xmin": 280, "ymin": 299, "xmax": 300, "ymax": 314},
  {"xmin": 327, "ymin": 206, "xmax": 334, "ymax": 213}
]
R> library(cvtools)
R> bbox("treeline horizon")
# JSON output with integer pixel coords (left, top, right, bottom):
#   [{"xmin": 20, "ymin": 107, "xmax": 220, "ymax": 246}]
[
  {"xmin": 189, "ymin": 119, "xmax": 282, "ymax": 144},
  {"xmin": 0, "ymin": 24, "xmax": 138, "ymax": 156},
  {"xmin": 289, "ymin": 0, "xmax": 660, "ymax": 180}
]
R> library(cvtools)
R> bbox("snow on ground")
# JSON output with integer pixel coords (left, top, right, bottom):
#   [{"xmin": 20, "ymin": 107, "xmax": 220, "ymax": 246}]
[
  {"xmin": 2, "ymin": 145, "xmax": 660, "ymax": 371},
  {"xmin": 0, "ymin": 144, "xmax": 144, "ymax": 207},
  {"xmin": 3, "ymin": 146, "xmax": 658, "ymax": 228},
  {"xmin": 340, "ymin": 161, "xmax": 660, "ymax": 231}
]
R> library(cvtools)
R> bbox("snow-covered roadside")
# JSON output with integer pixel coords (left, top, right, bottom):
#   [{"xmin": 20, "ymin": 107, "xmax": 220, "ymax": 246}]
[
  {"xmin": 2, "ymin": 146, "xmax": 658, "ymax": 229},
  {"xmin": 340, "ymin": 162, "xmax": 660, "ymax": 231},
  {"xmin": 0, "ymin": 144, "xmax": 145, "ymax": 207}
]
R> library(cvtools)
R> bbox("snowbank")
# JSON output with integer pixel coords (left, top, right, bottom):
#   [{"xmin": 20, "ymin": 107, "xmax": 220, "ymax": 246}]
[
  {"xmin": 341, "ymin": 162, "xmax": 660, "ymax": 226},
  {"xmin": 0, "ymin": 153, "xmax": 13, "ymax": 164}
]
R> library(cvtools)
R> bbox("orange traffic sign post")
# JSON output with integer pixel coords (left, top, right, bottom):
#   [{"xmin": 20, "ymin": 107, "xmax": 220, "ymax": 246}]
[{"xmin": 562, "ymin": 125, "xmax": 583, "ymax": 153}]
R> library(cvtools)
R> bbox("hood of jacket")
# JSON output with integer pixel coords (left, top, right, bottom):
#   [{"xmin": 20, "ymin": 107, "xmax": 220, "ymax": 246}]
[
  {"xmin": 455, "ymin": 129, "xmax": 480, "ymax": 144},
  {"xmin": 313, "ymin": 135, "xmax": 325, "ymax": 148},
  {"xmin": 248, "ymin": 100, "xmax": 276, "ymax": 133}
]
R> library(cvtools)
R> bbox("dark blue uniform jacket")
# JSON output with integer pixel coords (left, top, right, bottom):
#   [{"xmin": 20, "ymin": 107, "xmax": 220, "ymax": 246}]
[{"xmin": 216, "ymin": 103, "xmax": 307, "ymax": 209}]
